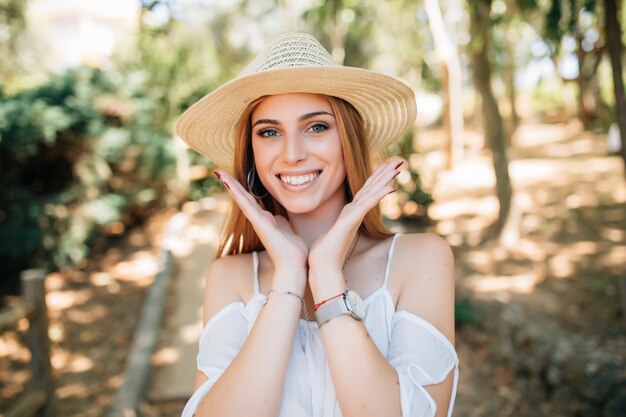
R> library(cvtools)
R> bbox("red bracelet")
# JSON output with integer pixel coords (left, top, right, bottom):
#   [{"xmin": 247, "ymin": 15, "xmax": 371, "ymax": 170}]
[{"xmin": 314, "ymin": 292, "xmax": 344, "ymax": 311}]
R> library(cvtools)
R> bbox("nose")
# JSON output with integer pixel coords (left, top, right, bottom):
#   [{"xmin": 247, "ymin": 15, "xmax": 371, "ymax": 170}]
[{"xmin": 282, "ymin": 132, "xmax": 307, "ymax": 164}]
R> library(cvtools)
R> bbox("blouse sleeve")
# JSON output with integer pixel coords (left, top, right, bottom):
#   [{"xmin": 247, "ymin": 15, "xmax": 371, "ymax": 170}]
[
  {"xmin": 388, "ymin": 310, "xmax": 459, "ymax": 417},
  {"xmin": 180, "ymin": 302, "xmax": 248, "ymax": 417}
]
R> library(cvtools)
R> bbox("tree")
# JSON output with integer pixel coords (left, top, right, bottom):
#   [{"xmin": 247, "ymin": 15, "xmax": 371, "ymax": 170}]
[
  {"xmin": 468, "ymin": 0, "xmax": 514, "ymax": 241},
  {"xmin": 0, "ymin": 0, "xmax": 28, "ymax": 88},
  {"xmin": 424, "ymin": 0, "xmax": 464, "ymax": 169},
  {"xmin": 603, "ymin": 0, "xmax": 626, "ymax": 177},
  {"xmin": 544, "ymin": 0, "xmax": 607, "ymax": 128},
  {"xmin": 302, "ymin": 0, "xmax": 373, "ymax": 67}
]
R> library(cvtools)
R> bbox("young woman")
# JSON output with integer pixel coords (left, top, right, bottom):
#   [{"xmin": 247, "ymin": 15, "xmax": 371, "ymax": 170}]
[{"xmin": 176, "ymin": 33, "xmax": 458, "ymax": 417}]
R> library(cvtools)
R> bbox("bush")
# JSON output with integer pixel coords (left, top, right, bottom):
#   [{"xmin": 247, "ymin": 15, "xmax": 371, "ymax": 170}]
[{"xmin": 0, "ymin": 67, "xmax": 177, "ymax": 295}]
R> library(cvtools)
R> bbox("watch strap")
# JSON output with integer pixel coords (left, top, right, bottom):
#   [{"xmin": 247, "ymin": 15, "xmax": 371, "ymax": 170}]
[{"xmin": 315, "ymin": 293, "xmax": 349, "ymax": 327}]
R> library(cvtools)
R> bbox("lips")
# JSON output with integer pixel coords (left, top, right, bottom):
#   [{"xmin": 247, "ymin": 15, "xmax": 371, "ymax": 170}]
[{"xmin": 276, "ymin": 170, "xmax": 322, "ymax": 186}]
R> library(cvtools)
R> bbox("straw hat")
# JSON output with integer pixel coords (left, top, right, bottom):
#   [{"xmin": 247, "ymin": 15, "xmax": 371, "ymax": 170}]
[{"xmin": 175, "ymin": 32, "xmax": 416, "ymax": 170}]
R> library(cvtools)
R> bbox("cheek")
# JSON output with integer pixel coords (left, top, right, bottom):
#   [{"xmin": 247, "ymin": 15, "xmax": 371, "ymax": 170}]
[
  {"xmin": 323, "ymin": 138, "xmax": 346, "ymax": 175},
  {"xmin": 251, "ymin": 142, "xmax": 275, "ymax": 184}
]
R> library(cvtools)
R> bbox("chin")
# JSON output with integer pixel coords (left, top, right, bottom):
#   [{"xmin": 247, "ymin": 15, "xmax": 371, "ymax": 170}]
[{"xmin": 279, "ymin": 199, "xmax": 320, "ymax": 214}]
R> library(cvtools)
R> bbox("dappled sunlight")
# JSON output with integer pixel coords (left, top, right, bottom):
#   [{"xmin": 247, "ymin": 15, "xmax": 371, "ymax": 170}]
[
  {"xmin": 107, "ymin": 374, "xmax": 124, "ymax": 389},
  {"xmin": 466, "ymin": 272, "xmax": 542, "ymax": 294},
  {"xmin": 432, "ymin": 158, "xmax": 496, "ymax": 198},
  {"xmin": 430, "ymin": 196, "xmax": 499, "ymax": 221},
  {"xmin": 513, "ymin": 121, "xmax": 582, "ymax": 147},
  {"xmin": 547, "ymin": 253, "xmax": 576, "ymax": 279},
  {"xmin": 153, "ymin": 346, "xmax": 181, "ymax": 366},
  {"xmin": 186, "ymin": 223, "xmax": 221, "ymax": 245},
  {"xmin": 111, "ymin": 251, "xmax": 159, "ymax": 282},
  {"xmin": 598, "ymin": 246, "xmax": 626, "ymax": 271},
  {"xmin": 179, "ymin": 322, "xmax": 203, "ymax": 344},
  {"xmin": 56, "ymin": 382, "xmax": 91, "ymax": 400},
  {"xmin": 46, "ymin": 289, "xmax": 92, "ymax": 310},
  {"xmin": 51, "ymin": 348, "xmax": 71, "ymax": 370},
  {"xmin": 67, "ymin": 304, "xmax": 108, "ymax": 324},
  {"xmin": 418, "ymin": 122, "xmax": 626, "ymax": 344},
  {"xmin": 600, "ymin": 227, "xmax": 626, "ymax": 242},
  {"xmin": 66, "ymin": 354, "xmax": 94, "ymax": 373},
  {"xmin": 160, "ymin": 209, "xmax": 223, "ymax": 257},
  {"xmin": 89, "ymin": 272, "xmax": 121, "ymax": 294},
  {"xmin": 0, "ymin": 337, "xmax": 30, "ymax": 360}
]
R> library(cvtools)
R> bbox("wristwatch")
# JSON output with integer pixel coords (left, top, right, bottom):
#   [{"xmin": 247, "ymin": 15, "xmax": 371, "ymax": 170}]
[{"xmin": 316, "ymin": 289, "xmax": 366, "ymax": 327}]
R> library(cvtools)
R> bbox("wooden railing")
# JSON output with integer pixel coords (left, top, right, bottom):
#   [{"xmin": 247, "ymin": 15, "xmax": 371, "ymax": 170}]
[{"xmin": 0, "ymin": 269, "xmax": 55, "ymax": 417}]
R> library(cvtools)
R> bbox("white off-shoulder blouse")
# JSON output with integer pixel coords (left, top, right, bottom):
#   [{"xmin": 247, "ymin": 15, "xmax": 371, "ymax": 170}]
[{"xmin": 181, "ymin": 234, "xmax": 459, "ymax": 417}]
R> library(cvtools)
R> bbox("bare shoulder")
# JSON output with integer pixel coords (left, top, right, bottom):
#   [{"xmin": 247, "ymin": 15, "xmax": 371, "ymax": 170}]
[
  {"xmin": 394, "ymin": 233, "xmax": 456, "ymax": 344},
  {"xmin": 202, "ymin": 252, "xmax": 255, "ymax": 324},
  {"xmin": 394, "ymin": 232, "xmax": 454, "ymax": 270}
]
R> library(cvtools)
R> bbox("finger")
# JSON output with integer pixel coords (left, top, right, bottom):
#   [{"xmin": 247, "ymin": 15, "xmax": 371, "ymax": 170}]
[
  {"xmin": 368, "ymin": 159, "xmax": 403, "ymax": 184},
  {"xmin": 356, "ymin": 184, "xmax": 396, "ymax": 210},
  {"xmin": 217, "ymin": 171, "xmax": 259, "ymax": 207},
  {"xmin": 353, "ymin": 164, "xmax": 401, "ymax": 203},
  {"xmin": 354, "ymin": 160, "xmax": 402, "ymax": 199},
  {"xmin": 216, "ymin": 171, "xmax": 269, "ymax": 224}
]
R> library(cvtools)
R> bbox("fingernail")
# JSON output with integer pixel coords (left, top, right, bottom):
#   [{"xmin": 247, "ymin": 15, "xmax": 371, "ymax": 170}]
[
  {"xmin": 387, "ymin": 189, "xmax": 397, "ymax": 196},
  {"xmin": 392, "ymin": 171, "xmax": 400, "ymax": 180},
  {"xmin": 215, "ymin": 171, "xmax": 230, "ymax": 190},
  {"xmin": 394, "ymin": 160, "xmax": 403, "ymax": 170}
]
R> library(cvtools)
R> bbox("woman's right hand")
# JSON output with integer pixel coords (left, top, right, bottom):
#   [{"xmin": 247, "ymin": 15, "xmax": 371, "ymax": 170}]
[{"xmin": 215, "ymin": 171, "xmax": 308, "ymax": 290}]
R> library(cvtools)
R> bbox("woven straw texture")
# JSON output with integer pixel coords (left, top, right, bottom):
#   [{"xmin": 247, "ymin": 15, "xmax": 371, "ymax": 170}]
[{"xmin": 175, "ymin": 32, "xmax": 416, "ymax": 171}]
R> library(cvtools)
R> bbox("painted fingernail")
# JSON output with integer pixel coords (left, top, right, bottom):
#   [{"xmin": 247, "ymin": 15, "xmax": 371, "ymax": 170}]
[
  {"xmin": 387, "ymin": 189, "xmax": 397, "ymax": 196},
  {"xmin": 394, "ymin": 160, "xmax": 403, "ymax": 169},
  {"xmin": 215, "ymin": 171, "xmax": 230, "ymax": 189},
  {"xmin": 392, "ymin": 171, "xmax": 400, "ymax": 180}
]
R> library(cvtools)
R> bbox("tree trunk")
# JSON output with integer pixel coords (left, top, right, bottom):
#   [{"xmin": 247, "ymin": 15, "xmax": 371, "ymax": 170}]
[
  {"xmin": 469, "ymin": 0, "xmax": 514, "ymax": 241},
  {"xmin": 504, "ymin": 28, "xmax": 519, "ymax": 134},
  {"xmin": 441, "ymin": 65, "xmax": 453, "ymax": 168},
  {"xmin": 604, "ymin": 0, "xmax": 626, "ymax": 177},
  {"xmin": 424, "ymin": 0, "xmax": 464, "ymax": 169},
  {"xmin": 575, "ymin": 34, "xmax": 595, "ymax": 129}
]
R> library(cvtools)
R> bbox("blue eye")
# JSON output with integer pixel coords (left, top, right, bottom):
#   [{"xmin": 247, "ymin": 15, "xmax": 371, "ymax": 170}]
[
  {"xmin": 308, "ymin": 123, "xmax": 328, "ymax": 133},
  {"xmin": 257, "ymin": 128, "xmax": 279, "ymax": 138}
]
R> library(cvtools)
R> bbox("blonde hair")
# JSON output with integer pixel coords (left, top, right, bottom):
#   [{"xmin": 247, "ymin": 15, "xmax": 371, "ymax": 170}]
[{"xmin": 215, "ymin": 95, "xmax": 393, "ymax": 258}]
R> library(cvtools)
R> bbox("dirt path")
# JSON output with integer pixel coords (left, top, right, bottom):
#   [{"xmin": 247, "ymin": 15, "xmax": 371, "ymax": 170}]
[{"xmin": 149, "ymin": 198, "xmax": 226, "ymax": 402}]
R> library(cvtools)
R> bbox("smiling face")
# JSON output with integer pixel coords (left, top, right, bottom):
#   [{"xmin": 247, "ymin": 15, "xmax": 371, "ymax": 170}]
[{"xmin": 250, "ymin": 93, "xmax": 347, "ymax": 215}]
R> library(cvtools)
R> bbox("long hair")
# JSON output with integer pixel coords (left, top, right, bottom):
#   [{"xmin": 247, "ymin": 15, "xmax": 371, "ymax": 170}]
[{"xmin": 215, "ymin": 95, "xmax": 393, "ymax": 258}]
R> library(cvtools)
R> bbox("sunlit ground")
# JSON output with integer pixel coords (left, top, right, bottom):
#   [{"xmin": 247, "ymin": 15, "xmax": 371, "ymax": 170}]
[
  {"xmin": 0, "ymin": 210, "xmax": 173, "ymax": 416},
  {"xmin": 409, "ymin": 120, "xmax": 626, "ymax": 417},
  {"xmin": 419, "ymin": 121, "xmax": 624, "ymax": 318}
]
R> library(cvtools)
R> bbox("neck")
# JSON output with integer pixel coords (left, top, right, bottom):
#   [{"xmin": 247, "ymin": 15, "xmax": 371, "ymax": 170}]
[{"xmin": 286, "ymin": 187, "xmax": 346, "ymax": 248}]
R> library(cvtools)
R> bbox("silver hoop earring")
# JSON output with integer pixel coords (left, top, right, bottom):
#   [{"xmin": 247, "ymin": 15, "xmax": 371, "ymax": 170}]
[{"xmin": 246, "ymin": 167, "xmax": 268, "ymax": 199}]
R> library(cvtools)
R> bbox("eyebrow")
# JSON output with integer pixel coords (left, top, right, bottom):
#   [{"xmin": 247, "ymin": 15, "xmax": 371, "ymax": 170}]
[{"xmin": 251, "ymin": 111, "xmax": 335, "ymax": 128}]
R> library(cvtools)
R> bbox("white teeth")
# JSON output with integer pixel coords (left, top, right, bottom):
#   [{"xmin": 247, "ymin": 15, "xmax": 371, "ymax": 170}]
[{"xmin": 279, "ymin": 171, "xmax": 320, "ymax": 186}]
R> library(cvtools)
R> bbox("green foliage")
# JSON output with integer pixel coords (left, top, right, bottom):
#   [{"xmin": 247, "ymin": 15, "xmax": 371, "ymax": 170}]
[
  {"xmin": 302, "ymin": 0, "xmax": 374, "ymax": 67},
  {"xmin": 0, "ymin": 0, "xmax": 27, "ymax": 86},
  {"xmin": 455, "ymin": 298, "xmax": 480, "ymax": 325},
  {"xmin": 0, "ymin": 67, "xmax": 177, "ymax": 294},
  {"xmin": 387, "ymin": 131, "xmax": 434, "ymax": 219},
  {"xmin": 543, "ymin": 0, "xmax": 600, "ymax": 53}
]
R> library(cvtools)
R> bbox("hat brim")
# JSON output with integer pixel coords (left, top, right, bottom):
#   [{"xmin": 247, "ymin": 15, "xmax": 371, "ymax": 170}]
[{"xmin": 175, "ymin": 66, "xmax": 416, "ymax": 171}]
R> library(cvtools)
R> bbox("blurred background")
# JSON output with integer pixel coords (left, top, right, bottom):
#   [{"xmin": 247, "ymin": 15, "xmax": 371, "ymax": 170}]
[{"xmin": 1, "ymin": 0, "xmax": 625, "ymax": 416}]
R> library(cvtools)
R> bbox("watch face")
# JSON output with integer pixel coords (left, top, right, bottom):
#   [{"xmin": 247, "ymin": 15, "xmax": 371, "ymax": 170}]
[{"xmin": 345, "ymin": 289, "xmax": 366, "ymax": 319}]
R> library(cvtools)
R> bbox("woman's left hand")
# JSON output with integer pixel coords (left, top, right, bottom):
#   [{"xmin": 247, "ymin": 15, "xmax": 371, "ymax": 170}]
[{"xmin": 308, "ymin": 160, "xmax": 402, "ymax": 275}]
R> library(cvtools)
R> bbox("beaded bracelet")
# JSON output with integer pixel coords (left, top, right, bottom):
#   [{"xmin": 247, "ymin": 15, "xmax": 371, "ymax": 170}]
[{"xmin": 264, "ymin": 290, "xmax": 309, "ymax": 321}]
